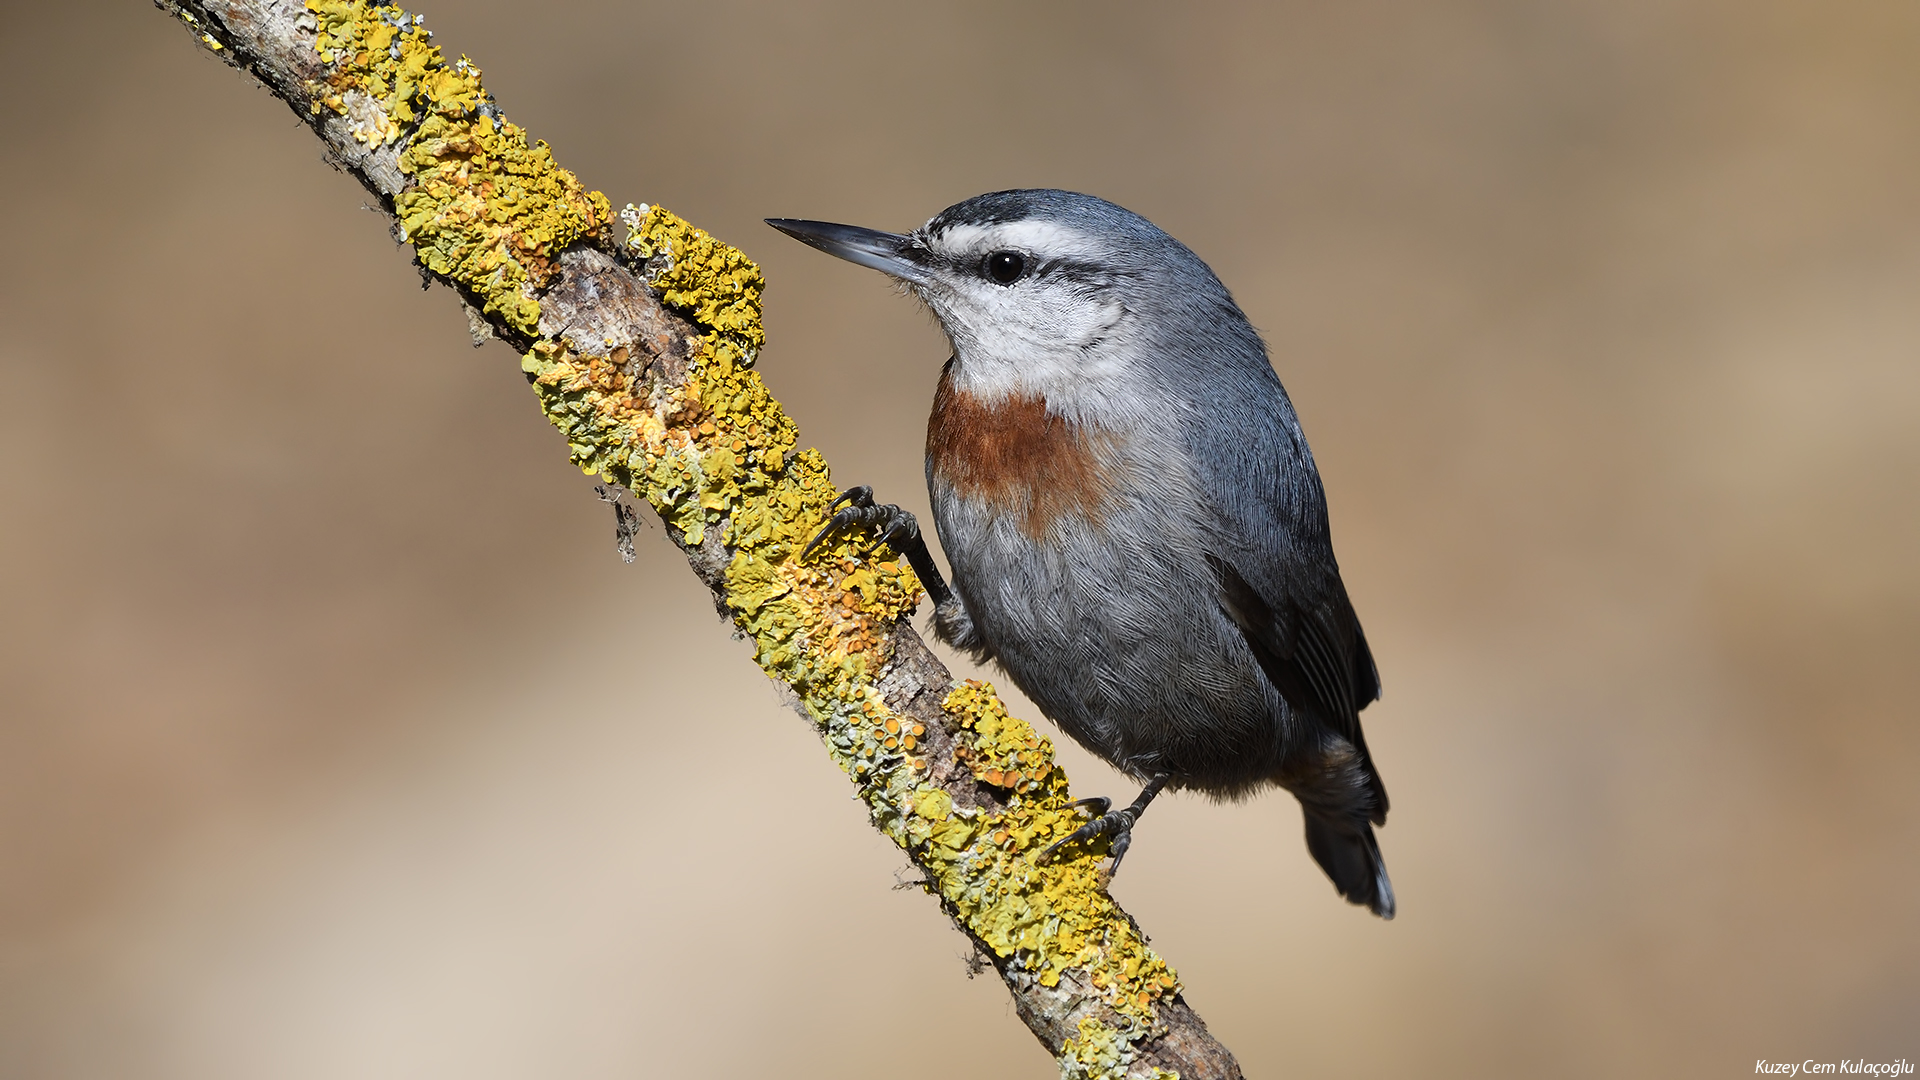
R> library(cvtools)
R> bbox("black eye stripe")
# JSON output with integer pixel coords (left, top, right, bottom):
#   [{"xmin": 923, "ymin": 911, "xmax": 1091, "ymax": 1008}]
[{"xmin": 983, "ymin": 250, "xmax": 1026, "ymax": 284}]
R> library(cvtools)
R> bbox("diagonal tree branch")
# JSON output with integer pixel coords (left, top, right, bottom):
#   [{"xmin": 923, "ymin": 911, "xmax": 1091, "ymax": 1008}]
[{"xmin": 151, "ymin": 3, "xmax": 1243, "ymax": 1076}]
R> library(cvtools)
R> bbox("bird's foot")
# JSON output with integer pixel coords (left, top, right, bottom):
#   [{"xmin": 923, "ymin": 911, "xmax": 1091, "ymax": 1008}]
[
  {"xmin": 1037, "ymin": 775, "xmax": 1171, "ymax": 880},
  {"xmin": 804, "ymin": 486, "xmax": 922, "ymax": 560},
  {"xmin": 1039, "ymin": 797, "xmax": 1145, "ymax": 878},
  {"xmin": 804, "ymin": 485, "xmax": 954, "ymax": 606}
]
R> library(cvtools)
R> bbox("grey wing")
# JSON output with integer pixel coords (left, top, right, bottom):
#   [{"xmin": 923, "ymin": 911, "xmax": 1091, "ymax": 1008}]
[
  {"xmin": 1207, "ymin": 553, "xmax": 1386, "ymax": 818},
  {"xmin": 1185, "ymin": 360, "xmax": 1386, "ymax": 817},
  {"xmin": 1207, "ymin": 554, "xmax": 1378, "ymax": 733}
]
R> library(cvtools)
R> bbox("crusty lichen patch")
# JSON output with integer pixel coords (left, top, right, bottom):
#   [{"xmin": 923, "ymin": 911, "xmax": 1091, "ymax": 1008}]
[
  {"xmin": 929, "ymin": 684, "xmax": 1180, "ymax": 1014},
  {"xmin": 1060, "ymin": 1016, "xmax": 1177, "ymax": 1080},
  {"xmin": 624, "ymin": 203, "xmax": 764, "ymax": 370},
  {"xmin": 306, "ymin": 0, "xmax": 613, "ymax": 335},
  {"xmin": 237, "ymin": 5, "xmax": 1185, "ymax": 1074}
]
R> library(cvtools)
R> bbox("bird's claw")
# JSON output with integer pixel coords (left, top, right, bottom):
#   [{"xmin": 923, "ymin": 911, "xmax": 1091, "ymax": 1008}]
[
  {"xmin": 827, "ymin": 485, "xmax": 873, "ymax": 516},
  {"xmin": 1038, "ymin": 797, "xmax": 1142, "ymax": 877},
  {"xmin": 804, "ymin": 484, "xmax": 924, "ymax": 562},
  {"xmin": 803, "ymin": 486, "xmax": 874, "ymax": 559},
  {"xmin": 1066, "ymin": 796, "xmax": 1112, "ymax": 818}
]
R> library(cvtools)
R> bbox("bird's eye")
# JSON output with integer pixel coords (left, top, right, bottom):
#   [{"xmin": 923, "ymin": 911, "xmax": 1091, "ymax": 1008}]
[{"xmin": 983, "ymin": 251, "xmax": 1026, "ymax": 284}]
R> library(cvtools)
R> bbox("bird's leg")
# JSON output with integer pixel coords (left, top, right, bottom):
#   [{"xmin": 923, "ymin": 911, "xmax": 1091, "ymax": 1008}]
[
  {"xmin": 1038, "ymin": 772, "xmax": 1172, "ymax": 879},
  {"xmin": 804, "ymin": 485, "xmax": 954, "ymax": 607}
]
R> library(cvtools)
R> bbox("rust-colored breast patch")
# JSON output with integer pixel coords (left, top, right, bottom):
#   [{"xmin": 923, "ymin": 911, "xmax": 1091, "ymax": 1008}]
[{"xmin": 927, "ymin": 369, "xmax": 1121, "ymax": 539}]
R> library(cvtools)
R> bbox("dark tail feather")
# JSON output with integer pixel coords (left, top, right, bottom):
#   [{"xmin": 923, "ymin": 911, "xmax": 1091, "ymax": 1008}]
[{"xmin": 1303, "ymin": 813, "xmax": 1395, "ymax": 920}]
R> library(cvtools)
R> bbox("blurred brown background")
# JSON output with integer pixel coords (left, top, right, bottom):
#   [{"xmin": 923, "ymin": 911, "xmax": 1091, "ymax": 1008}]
[{"xmin": 3, "ymin": 1, "xmax": 1916, "ymax": 1076}]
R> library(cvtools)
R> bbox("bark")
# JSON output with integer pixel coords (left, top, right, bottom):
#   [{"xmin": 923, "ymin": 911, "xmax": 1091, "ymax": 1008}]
[{"xmin": 152, "ymin": 4, "xmax": 1243, "ymax": 1077}]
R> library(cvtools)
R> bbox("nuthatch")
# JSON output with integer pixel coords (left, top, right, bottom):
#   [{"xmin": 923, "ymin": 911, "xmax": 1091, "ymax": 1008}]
[{"xmin": 769, "ymin": 190, "xmax": 1393, "ymax": 918}]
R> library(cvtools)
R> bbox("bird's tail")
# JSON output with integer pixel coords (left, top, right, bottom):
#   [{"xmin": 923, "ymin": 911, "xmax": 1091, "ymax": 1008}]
[
  {"xmin": 1303, "ymin": 812, "xmax": 1395, "ymax": 919},
  {"xmin": 1282, "ymin": 734, "xmax": 1395, "ymax": 918}
]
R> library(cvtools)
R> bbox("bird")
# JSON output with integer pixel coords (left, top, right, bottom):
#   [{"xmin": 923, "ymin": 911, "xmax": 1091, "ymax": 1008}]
[{"xmin": 767, "ymin": 189, "xmax": 1393, "ymax": 918}]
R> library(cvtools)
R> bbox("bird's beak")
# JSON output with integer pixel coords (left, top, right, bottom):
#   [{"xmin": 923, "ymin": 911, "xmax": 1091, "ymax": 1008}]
[{"xmin": 764, "ymin": 218, "xmax": 932, "ymax": 286}]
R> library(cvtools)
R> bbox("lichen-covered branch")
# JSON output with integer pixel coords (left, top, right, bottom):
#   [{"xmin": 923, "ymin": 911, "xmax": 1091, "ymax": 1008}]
[{"xmin": 152, "ymin": 4, "xmax": 1244, "ymax": 1077}]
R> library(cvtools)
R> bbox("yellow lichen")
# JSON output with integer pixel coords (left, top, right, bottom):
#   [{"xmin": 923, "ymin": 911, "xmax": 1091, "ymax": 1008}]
[
  {"xmin": 916, "ymin": 682, "xmax": 1181, "ymax": 1023},
  {"xmin": 948, "ymin": 679, "xmax": 1061, "ymax": 795},
  {"xmin": 305, "ymin": 0, "xmax": 612, "ymax": 336},
  {"xmin": 624, "ymin": 204, "xmax": 764, "ymax": 370},
  {"xmin": 1060, "ymin": 1016, "xmax": 1180, "ymax": 1080}
]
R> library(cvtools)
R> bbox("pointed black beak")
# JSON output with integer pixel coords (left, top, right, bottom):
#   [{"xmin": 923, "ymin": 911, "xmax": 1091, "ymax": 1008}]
[{"xmin": 765, "ymin": 218, "xmax": 931, "ymax": 285}]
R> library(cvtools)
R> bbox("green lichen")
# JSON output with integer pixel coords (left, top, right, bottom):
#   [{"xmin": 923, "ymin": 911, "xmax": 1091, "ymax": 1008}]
[
  {"xmin": 306, "ymin": 0, "xmax": 612, "ymax": 335},
  {"xmin": 1061, "ymin": 1017, "xmax": 1180, "ymax": 1080},
  {"xmin": 275, "ymin": 6, "xmax": 1185, "ymax": 1074}
]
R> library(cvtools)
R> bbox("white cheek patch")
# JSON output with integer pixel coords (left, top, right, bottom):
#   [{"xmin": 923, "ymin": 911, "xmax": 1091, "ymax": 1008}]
[
  {"xmin": 918, "ymin": 217, "xmax": 1159, "ymax": 425},
  {"xmin": 934, "ymin": 292, "xmax": 1142, "ymax": 421},
  {"xmin": 925, "ymin": 280, "xmax": 1123, "ymax": 363},
  {"xmin": 971, "ymin": 283, "xmax": 1124, "ymax": 354}
]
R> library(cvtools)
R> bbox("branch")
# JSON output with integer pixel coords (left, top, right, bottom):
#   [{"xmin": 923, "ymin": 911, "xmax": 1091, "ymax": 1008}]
[{"xmin": 152, "ymin": 4, "xmax": 1243, "ymax": 1076}]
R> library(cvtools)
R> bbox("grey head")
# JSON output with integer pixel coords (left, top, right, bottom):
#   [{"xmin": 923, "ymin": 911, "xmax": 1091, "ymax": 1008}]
[{"xmin": 767, "ymin": 190, "xmax": 1273, "ymax": 425}]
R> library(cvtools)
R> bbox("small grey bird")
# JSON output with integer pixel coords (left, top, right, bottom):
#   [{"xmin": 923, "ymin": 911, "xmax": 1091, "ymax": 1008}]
[{"xmin": 769, "ymin": 190, "xmax": 1393, "ymax": 918}]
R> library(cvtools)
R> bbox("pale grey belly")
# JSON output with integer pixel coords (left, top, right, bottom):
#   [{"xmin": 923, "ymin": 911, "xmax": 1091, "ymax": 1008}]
[{"xmin": 929, "ymin": 483, "xmax": 1293, "ymax": 792}]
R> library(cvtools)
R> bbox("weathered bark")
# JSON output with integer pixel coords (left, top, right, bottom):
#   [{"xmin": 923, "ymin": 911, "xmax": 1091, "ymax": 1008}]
[{"xmin": 152, "ymin": 4, "xmax": 1243, "ymax": 1077}]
